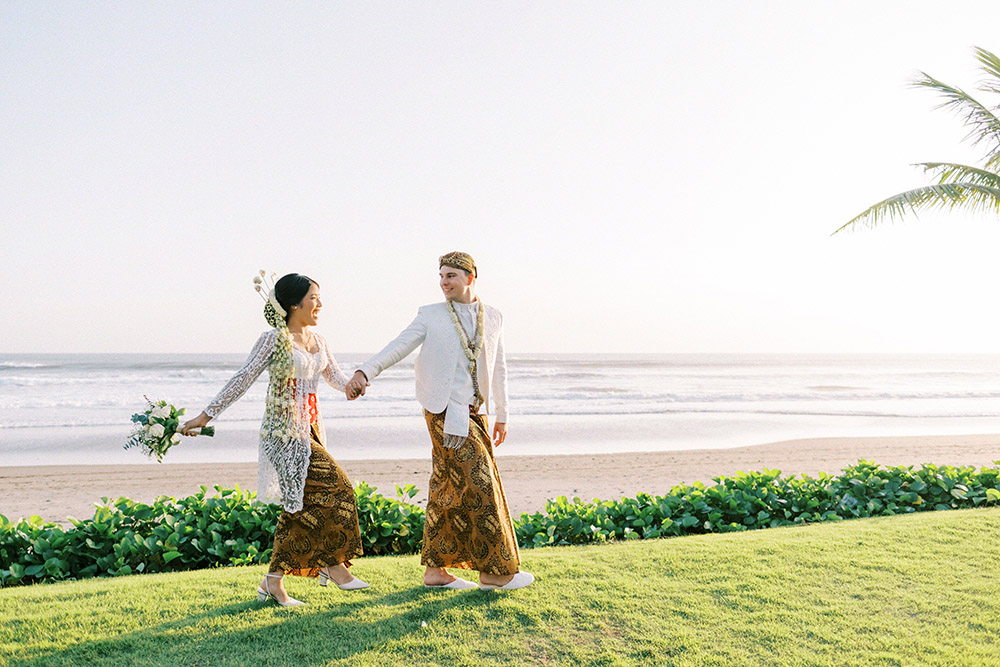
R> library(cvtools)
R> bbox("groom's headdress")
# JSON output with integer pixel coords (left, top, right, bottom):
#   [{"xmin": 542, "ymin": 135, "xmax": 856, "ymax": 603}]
[{"xmin": 439, "ymin": 251, "xmax": 477, "ymax": 277}]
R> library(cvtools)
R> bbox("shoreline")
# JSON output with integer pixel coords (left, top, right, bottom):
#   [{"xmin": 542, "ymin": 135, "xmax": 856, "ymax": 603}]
[{"xmin": 3, "ymin": 432, "xmax": 999, "ymax": 523}]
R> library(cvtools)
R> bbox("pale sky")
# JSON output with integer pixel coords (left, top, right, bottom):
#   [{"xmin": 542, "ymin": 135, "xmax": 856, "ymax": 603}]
[{"xmin": 5, "ymin": 2, "xmax": 1000, "ymax": 354}]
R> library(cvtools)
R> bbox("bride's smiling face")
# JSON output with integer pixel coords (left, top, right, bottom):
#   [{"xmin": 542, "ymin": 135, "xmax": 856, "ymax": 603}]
[{"xmin": 289, "ymin": 283, "xmax": 322, "ymax": 326}]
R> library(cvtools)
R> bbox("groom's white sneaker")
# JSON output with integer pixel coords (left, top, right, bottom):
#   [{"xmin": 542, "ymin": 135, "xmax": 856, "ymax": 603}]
[{"xmin": 479, "ymin": 571, "xmax": 534, "ymax": 591}]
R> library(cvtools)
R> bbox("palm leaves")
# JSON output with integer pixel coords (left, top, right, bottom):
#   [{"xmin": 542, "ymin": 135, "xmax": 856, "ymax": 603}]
[{"xmin": 835, "ymin": 47, "xmax": 1000, "ymax": 234}]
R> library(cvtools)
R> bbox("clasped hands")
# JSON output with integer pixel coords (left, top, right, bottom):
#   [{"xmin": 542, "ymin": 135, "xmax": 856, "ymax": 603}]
[{"xmin": 345, "ymin": 371, "xmax": 368, "ymax": 400}]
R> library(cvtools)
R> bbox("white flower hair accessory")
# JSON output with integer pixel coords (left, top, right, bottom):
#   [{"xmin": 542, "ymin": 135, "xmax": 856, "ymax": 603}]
[
  {"xmin": 267, "ymin": 288, "xmax": 287, "ymax": 318},
  {"xmin": 253, "ymin": 270, "xmax": 277, "ymax": 297},
  {"xmin": 254, "ymin": 270, "xmax": 287, "ymax": 329}
]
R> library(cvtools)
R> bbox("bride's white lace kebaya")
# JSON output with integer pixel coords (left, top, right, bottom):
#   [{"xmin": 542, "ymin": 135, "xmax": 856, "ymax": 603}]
[{"xmin": 204, "ymin": 330, "xmax": 349, "ymax": 512}]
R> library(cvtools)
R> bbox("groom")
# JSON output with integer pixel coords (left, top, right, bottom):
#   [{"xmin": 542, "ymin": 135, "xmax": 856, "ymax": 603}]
[{"xmin": 346, "ymin": 251, "xmax": 533, "ymax": 591}]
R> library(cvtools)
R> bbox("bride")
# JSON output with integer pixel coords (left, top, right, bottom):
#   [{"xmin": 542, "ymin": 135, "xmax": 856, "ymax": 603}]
[{"xmin": 181, "ymin": 272, "xmax": 368, "ymax": 606}]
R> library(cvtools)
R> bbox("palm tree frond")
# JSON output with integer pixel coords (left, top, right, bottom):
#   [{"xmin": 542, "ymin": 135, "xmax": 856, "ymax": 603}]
[
  {"xmin": 912, "ymin": 73, "xmax": 1000, "ymax": 169},
  {"xmin": 833, "ymin": 183, "xmax": 1000, "ymax": 234},
  {"xmin": 917, "ymin": 162, "xmax": 1000, "ymax": 188},
  {"xmin": 975, "ymin": 46, "xmax": 1000, "ymax": 95}
]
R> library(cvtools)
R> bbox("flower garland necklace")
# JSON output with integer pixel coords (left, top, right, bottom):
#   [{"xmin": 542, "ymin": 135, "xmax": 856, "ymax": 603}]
[
  {"xmin": 447, "ymin": 298, "xmax": 485, "ymax": 409},
  {"xmin": 254, "ymin": 271, "xmax": 297, "ymax": 442}
]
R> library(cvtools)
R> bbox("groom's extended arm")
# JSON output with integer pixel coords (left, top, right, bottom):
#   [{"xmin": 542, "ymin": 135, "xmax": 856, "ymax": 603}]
[{"xmin": 347, "ymin": 309, "xmax": 427, "ymax": 399}]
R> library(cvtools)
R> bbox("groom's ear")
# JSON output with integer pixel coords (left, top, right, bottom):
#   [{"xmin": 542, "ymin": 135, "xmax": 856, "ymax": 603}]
[{"xmin": 465, "ymin": 271, "xmax": 475, "ymax": 286}]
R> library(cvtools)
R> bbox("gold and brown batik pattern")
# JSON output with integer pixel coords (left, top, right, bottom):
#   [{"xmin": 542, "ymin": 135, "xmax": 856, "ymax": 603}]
[
  {"xmin": 421, "ymin": 409, "xmax": 520, "ymax": 576},
  {"xmin": 269, "ymin": 424, "xmax": 363, "ymax": 576}
]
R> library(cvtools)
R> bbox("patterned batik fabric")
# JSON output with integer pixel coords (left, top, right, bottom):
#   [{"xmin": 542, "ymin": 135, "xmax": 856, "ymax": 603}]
[
  {"xmin": 269, "ymin": 424, "xmax": 363, "ymax": 576},
  {"xmin": 421, "ymin": 409, "xmax": 520, "ymax": 576}
]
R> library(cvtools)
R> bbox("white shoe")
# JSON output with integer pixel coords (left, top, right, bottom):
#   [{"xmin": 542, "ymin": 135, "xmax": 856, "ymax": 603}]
[
  {"xmin": 257, "ymin": 574, "xmax": 305, "ymax": 606},
  {"xmin": 479, "ymin": 571, "xmax": 535, "ymax": 591},
  {"xmin": 318, "ymin": 568, "xmax": 370, "ymax": 590},
  {"xmin": 424, "ymin": 577, "xmax": 478, "ymax": 590},
  {"xmin": 336, "ymin": 577, "xmax": 370, "ymax": 590}
]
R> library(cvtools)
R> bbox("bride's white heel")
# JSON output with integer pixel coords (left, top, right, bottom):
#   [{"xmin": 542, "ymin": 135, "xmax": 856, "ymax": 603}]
[
  {"xmin": 319, "ymin": 567, "xmax": 369, "ymax": 591},
  {"xmin": 336, "ymin": 577, "xmax": 370, "ymax": 591},
  {"xmin": 257, "ymin": 573, "xmax": 305, "ymax": 606}
]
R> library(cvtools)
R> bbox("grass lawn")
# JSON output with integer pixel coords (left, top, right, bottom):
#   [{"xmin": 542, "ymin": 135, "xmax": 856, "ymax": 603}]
[{"xmin": 2, "ymin": 507, "xmax": 999, "ymax": 667}]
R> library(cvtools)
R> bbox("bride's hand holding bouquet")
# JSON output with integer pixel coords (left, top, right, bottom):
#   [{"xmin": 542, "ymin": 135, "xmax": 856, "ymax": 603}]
[{"xmin": 179, "ymin": 411, "xmax": 213, "ymax": 437}]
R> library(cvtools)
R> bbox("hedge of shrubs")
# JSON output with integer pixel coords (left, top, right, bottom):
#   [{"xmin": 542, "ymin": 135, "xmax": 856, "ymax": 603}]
[
  {"xmin": 2, "ymin": 461, "xmax": 999, "ymax": 586},
  {"xmin": 515, "ymin": 460, "xmax": 1000, "ymax": 547},
  {"xmin": 0, "ymin": 482, "xmax": 423, "ymax": 586}
]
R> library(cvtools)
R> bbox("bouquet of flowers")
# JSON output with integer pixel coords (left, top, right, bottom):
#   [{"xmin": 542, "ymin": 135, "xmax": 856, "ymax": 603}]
[{"xmin": 126, "ymin": 397, "xmax": 214, "ymax": 462}]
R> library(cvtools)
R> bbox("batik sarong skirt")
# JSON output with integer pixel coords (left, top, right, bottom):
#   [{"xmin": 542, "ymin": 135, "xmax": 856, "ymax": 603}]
[
  {"xmin": 269, "ymin": 424, "xmax": 364, "ymax": 576},
  {"xmin": 421, "ymin": 409, "xmax": 520, "ymax": 576}
]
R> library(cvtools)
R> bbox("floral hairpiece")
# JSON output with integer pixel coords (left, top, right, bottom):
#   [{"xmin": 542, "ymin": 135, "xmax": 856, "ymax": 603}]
[{"xmin": 253, "ymin": 270, "xmax": 286, "ymax": 317}]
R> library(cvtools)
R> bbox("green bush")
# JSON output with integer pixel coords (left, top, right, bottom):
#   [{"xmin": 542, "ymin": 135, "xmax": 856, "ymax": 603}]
[
  {"xmin": 4, "ymin": 461, "xmax": 1000, "ymax": 586},
  {"xmin": 355, "ymin": 482, "xmax": 424, "ymax": 556},
  {"xmin": 0, "ymin": 483, "xmax": 425, "ymax": 586},
  {"xmin": 515, "ymin": 461, "xmax": 1000, "ymax": 548}
]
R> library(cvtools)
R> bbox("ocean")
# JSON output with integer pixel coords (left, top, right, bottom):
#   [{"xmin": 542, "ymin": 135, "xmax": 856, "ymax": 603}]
[{"xmin": 3, "ymin": 353, "xmax": 1000, "ymax": 466}]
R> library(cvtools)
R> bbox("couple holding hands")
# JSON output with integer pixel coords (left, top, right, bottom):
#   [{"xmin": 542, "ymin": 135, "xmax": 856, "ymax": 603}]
[{"xmin": 180, "ymin": 252, "xmax": 533, "ymax": 606}]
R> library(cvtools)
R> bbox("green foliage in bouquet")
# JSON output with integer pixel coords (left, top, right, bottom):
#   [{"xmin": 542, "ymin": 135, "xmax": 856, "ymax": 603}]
[{"xmin": 126, "ymin": 398, "xmax": 214, "ymax": 462}]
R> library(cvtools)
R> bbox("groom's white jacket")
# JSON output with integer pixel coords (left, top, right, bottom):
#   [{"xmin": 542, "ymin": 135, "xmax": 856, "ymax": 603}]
[{"xmin": 358, "ymin": 301, "xmax": 509, "ymax": 423}]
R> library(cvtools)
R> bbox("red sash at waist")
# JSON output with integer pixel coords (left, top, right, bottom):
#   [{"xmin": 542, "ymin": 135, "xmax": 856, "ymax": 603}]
[{"xmin": 307, "ymin": 393, "xmax": 318, "ymax": 424}]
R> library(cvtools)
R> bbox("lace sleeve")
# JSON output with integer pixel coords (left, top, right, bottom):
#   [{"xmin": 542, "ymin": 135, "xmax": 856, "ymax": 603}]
[
  {"xmin": 204, "ymin": 331, "xmax": 275, "ymax": 418},
  {"xmin": 320, "ymin": 335, "xmax": 349, "ymax": 391}
]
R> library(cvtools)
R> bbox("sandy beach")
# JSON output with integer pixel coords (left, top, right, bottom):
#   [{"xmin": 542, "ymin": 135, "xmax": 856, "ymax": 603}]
[{"xmin": 3, "ymin": 432, "xmax": 999, "ymax": 523}]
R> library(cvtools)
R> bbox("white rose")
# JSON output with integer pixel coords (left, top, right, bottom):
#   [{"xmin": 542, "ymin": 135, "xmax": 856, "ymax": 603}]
[
  {"xmin": 149, "ymin": 423, "xmax": 166, "ymax": 438},
  {"xmin": 152, "ymin": 405, "xmax": 172, "ymax": 419},
  {"xmin": 170, "ymin": 433, "xmax": 180, "ymax": 444}
]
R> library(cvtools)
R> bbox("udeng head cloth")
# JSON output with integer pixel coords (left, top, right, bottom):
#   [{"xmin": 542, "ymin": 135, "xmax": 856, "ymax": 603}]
[{"xmin": 439, "ymin": 251, "xmax": 477, "ymax": 277}]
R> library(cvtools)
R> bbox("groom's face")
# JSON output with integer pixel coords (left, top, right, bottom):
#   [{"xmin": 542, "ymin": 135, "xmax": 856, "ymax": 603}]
[{"xmin": 439, "ymin": 266, "xmax": 473, "ymax": 301}]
